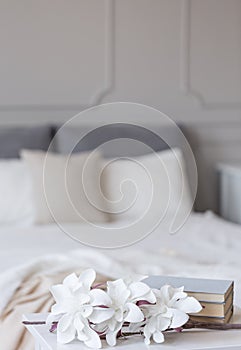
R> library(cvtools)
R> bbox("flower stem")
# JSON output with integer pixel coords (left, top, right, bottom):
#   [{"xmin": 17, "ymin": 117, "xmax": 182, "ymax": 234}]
[
  {"xmin": 121, "ymin": 331, "xmax": 143, "ymax": 337},
  {"xmin": 22, "ymin": 321, "xmax": 57, "ymax": 325},
  {"xmin": 183, "ymin": 320, "xmax": 241, "ymax": 330},
  {"xmin": 119, "ymin": 321, "xmax": 241, "ymax": 337},
  {"xmin": 22, "ymin": 320, "xmax": 241, "ymax": 331}
]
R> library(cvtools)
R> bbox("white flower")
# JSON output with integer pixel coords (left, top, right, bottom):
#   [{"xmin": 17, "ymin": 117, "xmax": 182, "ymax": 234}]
[
  {"xmin": 142, "ymin": 285, "xmax": 202, "ymax": 345},
  {"xmin": 47, "ymin": 269, "xmax": 202, "ymax": 349},
  {"xmin": 47, "ymin": 269, "xmax": 114, "ymax": 349},
  {"xmin": 95, "ymin": 278, "xmax": 156, "ymax": 347}
]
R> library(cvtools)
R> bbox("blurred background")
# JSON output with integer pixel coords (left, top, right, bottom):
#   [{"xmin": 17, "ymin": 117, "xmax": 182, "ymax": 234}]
[{"xmin": 0, "ymin": 0, "xmax": 240, "ymax": 216}]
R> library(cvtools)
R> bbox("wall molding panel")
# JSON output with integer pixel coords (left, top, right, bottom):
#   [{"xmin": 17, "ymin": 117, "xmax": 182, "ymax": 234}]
[
  {"xmin": 0, "ymin": 0, "xmax": 115, "ymax": 112},
  {"xmin": 180, "ymin": 0, "xmax": 241, "ymax": 110}
]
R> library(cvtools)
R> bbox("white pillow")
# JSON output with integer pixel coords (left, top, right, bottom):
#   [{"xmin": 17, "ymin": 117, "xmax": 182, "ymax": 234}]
[
  {"xmin": 0, "ymin": 159, "xmax": 34, "ymax": 226},
  {"xmin": 21, "ymin": 150, "xmax": 109, "ymax": 225},
  {"xmin": 101, "ymin": 148, "xmax": 193, "ymax": 227}
]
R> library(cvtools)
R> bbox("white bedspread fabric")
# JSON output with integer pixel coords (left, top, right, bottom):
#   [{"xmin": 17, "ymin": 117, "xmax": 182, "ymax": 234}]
[{"xmin": 0, "ymin": 210, "xmax": 241, "ymax": 315}]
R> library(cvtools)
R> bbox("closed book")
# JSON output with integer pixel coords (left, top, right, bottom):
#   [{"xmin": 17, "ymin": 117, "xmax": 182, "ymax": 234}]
[
  {"xmin": 191, "ymin": 292, "xmax": 233, "ymax": 317},
  {"xmin": 190, "ymin": 305, "xmax": 233, "ymax": 324},
  {"xmin": 143, "ymin": 275, "xmax": 233, "ymax": 303}
]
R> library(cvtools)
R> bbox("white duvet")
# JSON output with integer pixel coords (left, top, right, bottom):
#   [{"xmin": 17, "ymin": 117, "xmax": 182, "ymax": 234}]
[{"xmin": 0, "ymin": 211, "xmax": 241, "ymax": 314}]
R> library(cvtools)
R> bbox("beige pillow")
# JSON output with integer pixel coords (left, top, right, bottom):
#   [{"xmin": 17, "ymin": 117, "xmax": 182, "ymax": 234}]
[
  {"xmin": 21, "ymin": 150, "xmax": 109, "ymax": 224},
  {"xmin": 101, "ymin": 148, "xmax": 192, "ymax": 229}
]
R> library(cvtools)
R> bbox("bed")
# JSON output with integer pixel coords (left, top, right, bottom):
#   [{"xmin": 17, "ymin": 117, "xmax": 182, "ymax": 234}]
[
  {"xmin": 0, "ymin": 123, "xmax": 240, "ymax": 349},
  {"xmin": 1, "ymin": 210, "xmax": 241, "ymax": 298}
]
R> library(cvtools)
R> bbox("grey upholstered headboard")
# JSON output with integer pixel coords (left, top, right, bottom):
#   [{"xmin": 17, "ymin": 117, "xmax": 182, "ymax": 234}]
[
  {"xmin": 0, "ymin": 123, "xmax": 186, "ymax": 159},
  {"xmin": 54, "ymin": 123, "xmax": 185, "ymax": 158},
  {"xmin": 0, "ymin": 125, "xmax": 53, "ymax": 158}
]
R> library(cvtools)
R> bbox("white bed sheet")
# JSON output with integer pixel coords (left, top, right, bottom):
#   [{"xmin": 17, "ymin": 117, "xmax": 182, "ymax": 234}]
[{"xmin": 0, "ymin": 211, "xmax": 241, "ymax": 303}]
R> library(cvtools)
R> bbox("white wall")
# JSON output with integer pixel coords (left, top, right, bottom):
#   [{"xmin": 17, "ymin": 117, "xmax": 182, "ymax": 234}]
[{"xmin": 0, "ymin": 0, "xmax": 241, "ymax": 211}]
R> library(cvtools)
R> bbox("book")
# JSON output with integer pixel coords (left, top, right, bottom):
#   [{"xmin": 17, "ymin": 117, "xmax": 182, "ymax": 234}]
[
  {"xmin": 191, "ymin": 291, "xmax": 233, "ymax": 317},
  {"xmin": 143, "ymin": 275, "xmax": 233, "ymax": 303},
  {"xmin": 190, "ymin": 305, "xmax": 233, "ymax": 324}
]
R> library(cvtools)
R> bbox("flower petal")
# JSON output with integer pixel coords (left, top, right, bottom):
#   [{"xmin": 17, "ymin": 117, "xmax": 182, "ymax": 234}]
[
  {"xmin": 142, "ymin": 290, "xmax": 156, "ymax": 304},
  {"xmin": 170, "ymin": 309, "xmax": 189, "ymax": 328},
  {"xmin": 50, "ymin": 284, "xmax": 72, "ymax": 304},
  {"xmin": 147, "ymin": 316, "xmax": 157, "ymax": 333},
  {"xmin": 84, "ymin": 326, "xmax": 102, "ymax": 349},
  {"xmin": 143, "ymin": 325, "xmax": 151, "ymax": 345},
  {"xmin": 176, "ymin": 297, "xmax": 202, "ymax": 314},
  {"xmin": 51, "ymin": 300, "xmax": 74, "ymax": 315},
  {"xmin": 58, "ymin": 314, "xmax": 73, "ymax": 332},
  {"xmin": 79, "ymin": 305, "xmax": 93, "ymax": 318},
  {"xmin": 158, "ymin": 285, "xmax": 170, "ymax": 304},
  {"xmin": 106, "ymin": 326, "xmax": 121, "ymax": 348},
  {"xmin": 106, "ymin": 331, "xmax": 117, "ymax": 347},
  {"xmin": 90, "ymin": 289, "xmax": 112, "ymax": 307},
  {"xmin": 77, "ymin": 293, "xmax": 91, "ymax": 305},
  {"xmin": 153, "ymin": 330, "xmax": 165, "ymax": 343},
  {"xmin": 63, "ymin": 273, "xmax": 79, "ymax": 289},
  {"xmin": 78, "ymin": 269, "xmax": 96, "ymax": 291},
  {"xmin": 74, "ymin": 313, "xmax": 85, "ymax": 332},
  {"xmin": 89, "ymin": 307, "xmax": 114, "ymax": 324},
  {"xmin": 169, "ymin": 291, "xmax": 187, "ymax": 307},
  {"xmin": 129, "ymin": 282, "xmax": 152, "ymax": 300},
  {"xmin": 129, "ymin": 282, "xmax": 156, "ymax": 303},
  {"xmin": 108, "ymin": 317, "xmax": 118, "ymax": 331},
  {"xmin": 107, "ymin": 279, "xmax": 130, "ymax": 305},
  {"xmin": 124, "ymin": 303, "xmax": 144, "ymax": 323},
  {"xmin": 157, "ymin": 315, "xmax": 171, "ymax": 331},
  {"xmin": 77, "ymin": 329, "xmax": 89, "ymax": 342},
  {"xmin": 128, "ymin": 321, "xmax": 144, "ymax": 332},
  {"xmin": 57, "ymin": 324, "xmax": 76, "ymax": 344}
]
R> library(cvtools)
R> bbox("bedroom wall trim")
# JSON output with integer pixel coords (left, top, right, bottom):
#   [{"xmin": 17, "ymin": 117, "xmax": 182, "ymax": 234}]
[
  {"xmin": 0, "ymin": 0, "xmax": 115, "ymax": 112},
  {"xmin": 179, "ymin": 0, "xmax": 241, "ymax": 110}
]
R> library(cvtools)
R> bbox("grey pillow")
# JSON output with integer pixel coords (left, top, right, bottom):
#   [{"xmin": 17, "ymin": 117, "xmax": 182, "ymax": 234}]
[
  {"xmin": 54, "ymin": 123, "xmax": 184, "ymax": 158},
  {"xmin": 0, "ymin": 125, "xmax": 53, "ymax": 158}
]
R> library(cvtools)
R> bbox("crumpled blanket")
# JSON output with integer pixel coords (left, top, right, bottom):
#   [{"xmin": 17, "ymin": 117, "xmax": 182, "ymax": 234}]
[
  {"xmin": 0, "ymin": 249, "xmax": 139, "ymax": 350},
  {"xmin": 0, "ymin": 269, "xmax": 108, "ymax": 350}
]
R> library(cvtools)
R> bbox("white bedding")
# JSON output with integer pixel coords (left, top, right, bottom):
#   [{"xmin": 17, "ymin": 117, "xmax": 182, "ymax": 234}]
[{"xmin": 1, "ymin": 211, "xmax": 241, "ymax": 311}]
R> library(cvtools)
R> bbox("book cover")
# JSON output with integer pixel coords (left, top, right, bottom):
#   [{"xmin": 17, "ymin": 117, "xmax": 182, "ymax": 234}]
[{"xmin": 143, "ymin": 275, "xmax": 233, "ymax": 303}]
